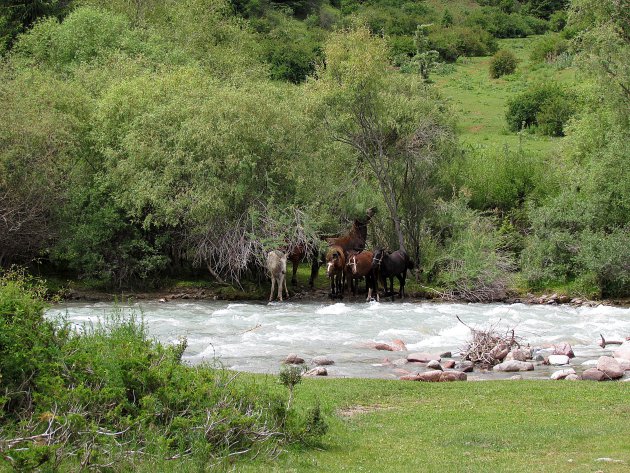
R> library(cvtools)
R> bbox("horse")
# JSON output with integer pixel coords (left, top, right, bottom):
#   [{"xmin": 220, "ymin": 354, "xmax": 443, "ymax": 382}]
[
  {"xmin": 267, "ymin": 250, "xmax": 289, "ymax": 302},
  {"xmin": 325, "ymin": 245, "xmax": 346, "ymax": 298},
  {"xmin": 286, "ymin": 243, "xmax": 323, "ymax": 287},
  {"xmin": 371, "ymin": 248, "xmax": 414, "ymax": 301},
  {"xmin": 326, "ymin": 207, "xmax": 376, "ymax": 253},
  {"xmin": 347, "ymin": 250, "xmax": 376, "ymax": 301}
]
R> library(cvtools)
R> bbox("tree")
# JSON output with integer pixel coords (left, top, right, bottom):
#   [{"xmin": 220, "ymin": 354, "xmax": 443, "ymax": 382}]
[
  {"xmin": 309, "ymin": 28, "xmax": 455, "ymax": 254},
  {"xmin": 411, "ymin": 24, "xmax": 439, "ymax": 82}
]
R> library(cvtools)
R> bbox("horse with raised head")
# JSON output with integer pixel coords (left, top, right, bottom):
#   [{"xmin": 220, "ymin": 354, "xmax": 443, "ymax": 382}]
[
  {"xmin": 372, "ymin": 248, "xmax": 414, "ymax": 301},
  {"xmin": 347, "ymin": 250, "xmax": 376, "ymax": 301},
  {"xmin": 326, "ymin": 207, "xmax": 376, "ymax": 253},
  {"xmin": 267, "ymin": 250, "xmax": 289, "ymax": 302},
  {"xmin": 326, "ymin": 245, "xmax": 346, "ymax": 298}
]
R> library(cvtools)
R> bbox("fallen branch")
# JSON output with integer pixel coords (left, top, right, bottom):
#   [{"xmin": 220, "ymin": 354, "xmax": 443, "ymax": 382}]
[{"xmin": 599, "ymin": 334, "xmax": 628, "ymax": 348}]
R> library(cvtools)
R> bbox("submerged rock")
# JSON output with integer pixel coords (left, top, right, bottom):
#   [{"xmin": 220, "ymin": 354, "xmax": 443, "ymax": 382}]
[
  {"xmin": 304, "ymin": 367, "xmax": 327, "ymax": 376},
  {"xmin": 407, "ymin": 352, "xmax": 441, "ymax": 363},
  {"xmin": 550, "ymin": 368, "xmax": 576, "ymax": 380},
  {"xmin": 548, "ymin": 355, "xmax": 570, "ymax": 366},
  {"xmin": 283, "ymin": 354, "xmax": 305, "ymax": 365},
  {"xmin": 312, "ymin": 356, "xmax": 335, "ymax": 366}
]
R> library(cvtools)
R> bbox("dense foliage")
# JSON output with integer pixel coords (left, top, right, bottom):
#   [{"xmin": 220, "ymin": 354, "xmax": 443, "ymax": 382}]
[
  {"xmin": 489, "ymin": 49, "xmax": 518, "ymax": 78},
  {"xmin": 1, "ymin": 0, "xmax": 627, "ymax": 298}
]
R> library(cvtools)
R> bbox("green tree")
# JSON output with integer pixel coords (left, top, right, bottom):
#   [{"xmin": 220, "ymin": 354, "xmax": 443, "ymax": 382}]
[
  {"xmin": 411, "ymin": 24, "xmax": 439, "ymax": 82},
  {"xmin": 309, "ymin": 28, "xmax": 456, "ymax": 253}
]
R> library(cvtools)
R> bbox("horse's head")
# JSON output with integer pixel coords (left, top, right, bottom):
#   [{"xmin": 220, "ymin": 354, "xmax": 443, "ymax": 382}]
[
  {"xmin": 372, "ymin": 247, "xmax": 385, "ymax": 269},
  {"xmin": 348, "ymin": 254, "xmax": 358, "ymax": 274}
]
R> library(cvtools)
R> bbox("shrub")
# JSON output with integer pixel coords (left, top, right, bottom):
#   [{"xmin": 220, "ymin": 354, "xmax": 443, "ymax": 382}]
[
  {"xmin": 466, "ymin": 8, "xmax": 545, "ymax": 38},
  {"xmin": 529, "ymin": 34, "xmax": 569, "ymax": 63},
  {"xmin": 549, "ymin": 10, "xmax": 567, "ymax": 31},
  {"xmin": 505, "ymin": 83, "xmax": 576, "ymax": 135},
  {"xmin": 429, "ymin": 26, "xmax": 497, "ymax": 62},
  {"xmin": 489, "ymin": 49, "xmax": 518, "ymax": 78},
  {"xmin": 431, "ymin": 196, "xmax": 515, "ymax": 302}
]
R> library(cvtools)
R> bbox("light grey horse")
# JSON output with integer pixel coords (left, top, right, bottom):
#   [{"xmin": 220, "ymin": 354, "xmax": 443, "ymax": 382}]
[{"xmin": 267, "ymin": 250, "xmax": 289, "ymax": 302}]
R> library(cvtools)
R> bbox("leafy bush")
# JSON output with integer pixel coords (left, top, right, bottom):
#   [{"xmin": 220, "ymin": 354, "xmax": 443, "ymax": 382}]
[
  {"xmin": 430, "ymin": 196, "xmax": 515, "ymax": 302},
  {"xmin": 529, "ymin": 34, "xmax": 569, "ymax": 63},
  {"xmin": 429, "ymin": 26, "xmax": 497, "ymax": 62},
  {"xmin": 548, "ymin": 10, "xmax": 567, "ymax": 31},
  {"xmin": 454, "ymin": 145, "xmax": 546, "ymax": 211},
  {"xmin": 505, "ymin": 83, "xmax": 576, "ymax": 135},
  {"xmin": 466, "ymin": 7, "xmax": 547, "ymax": 38},
  {"xmin": 489, "ymin": 49, "xmax": 518, "ymax": 78}
]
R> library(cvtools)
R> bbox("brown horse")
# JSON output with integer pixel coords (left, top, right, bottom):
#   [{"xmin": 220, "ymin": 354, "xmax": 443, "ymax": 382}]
[
  {"xmin": 347, "ymin": 250, "xmax": 376, "ymax": 301},
  {"xmin": 326, "ymin": 207, "xmax": 376, "ymax": 253},
  {"xmin": 326, "ymin": 245, "xmax": 346, "ymax": 298}
]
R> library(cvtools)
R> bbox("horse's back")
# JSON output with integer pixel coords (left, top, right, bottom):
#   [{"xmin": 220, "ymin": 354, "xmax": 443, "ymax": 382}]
[{"xmin": 267, "ymin": 250, "xmax": 287, "ymax": 275}]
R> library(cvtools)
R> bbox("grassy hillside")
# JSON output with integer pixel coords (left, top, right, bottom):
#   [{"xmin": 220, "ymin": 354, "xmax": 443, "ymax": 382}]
[{"xmin": 435, "ymin": 36, "xmax": 576, "ymax": 154}]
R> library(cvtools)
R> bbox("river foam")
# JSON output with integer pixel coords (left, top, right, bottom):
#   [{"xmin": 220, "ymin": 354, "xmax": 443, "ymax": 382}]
[{"xmin": 46, "ymin": 300, "xmax": 630, "ymax": 380}]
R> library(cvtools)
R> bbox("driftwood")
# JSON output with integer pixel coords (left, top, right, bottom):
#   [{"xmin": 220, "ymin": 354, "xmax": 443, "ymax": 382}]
[
  {"xmin": 457, "ymin": 316, "xmax": 521, "ymax": 367},
  {"xmin": 598, "ymin": 334, "xmax": 629, "ymax": 348}
]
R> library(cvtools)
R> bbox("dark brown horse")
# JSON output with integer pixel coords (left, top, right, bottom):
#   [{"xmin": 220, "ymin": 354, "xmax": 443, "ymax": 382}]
[
  {"xmin": 372, "ymin": 248, "xmax": 414, "ymax": 301},
  {"xmin": 326, "ymin": 245, "xmax": 346, "ymax": 298},
  {"xmin": 347, "ymin": 250, "xmax": 376, "ymax": 301}
]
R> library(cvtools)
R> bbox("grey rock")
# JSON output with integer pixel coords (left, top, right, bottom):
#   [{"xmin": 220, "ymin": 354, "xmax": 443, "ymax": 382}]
[
  {"xmin": 564, "ymin": 374, "xmax": 581, "ymax": 381},
  {"xmin": 439, "ymin": 351, "xmax": 452, "ymax": 358},
  {"xmin": 442, "ymin": 360, "xmax": 456, "ymax": 369},
  {"xmin": 427, "ymin": 360, "xmax": 443, "ymax": 370},
  {"xmin": 553, "ymin": 343, "xmax": 575, "ymax": 358}
]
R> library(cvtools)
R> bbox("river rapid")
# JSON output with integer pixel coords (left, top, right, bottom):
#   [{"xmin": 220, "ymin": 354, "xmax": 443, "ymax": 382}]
[{"xmin": 46, "ymin": 300, "xmax": 630, "ymax": 380}]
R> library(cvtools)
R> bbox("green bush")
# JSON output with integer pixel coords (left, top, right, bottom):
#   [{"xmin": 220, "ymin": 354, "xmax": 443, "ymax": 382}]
[
  {"xmin": 505, "ymin": 83, "xmax": 576, "ymax": 135},
  {"xmin": 466, "ymin": 7, "xmax": 547, "ymax": 38},
  {"xmin": 429, "ymin": 26, "xmax": 498, "ymax": 62},
  {"xmin": 489, "ymin": 49, "xmax": 518, "ymax": 78},
  {"xmin": 430, "ymin": 196, "xmax": 515, "ymax": 301},
  {"xmin": 548, "ymin": 10, "xmax": 567, "ymax": 31},
  {"xmin": 529, "ymin": 34, "xmax": 569, "ymax": 63}
]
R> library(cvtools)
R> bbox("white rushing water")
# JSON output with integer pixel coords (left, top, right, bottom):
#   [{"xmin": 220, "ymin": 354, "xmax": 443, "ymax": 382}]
[{"xmin": 45, "ymin": 300, "xmax": 630, "ymax": 380}]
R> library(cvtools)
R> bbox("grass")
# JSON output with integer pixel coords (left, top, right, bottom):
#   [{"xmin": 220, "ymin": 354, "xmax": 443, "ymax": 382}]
[
  {"xmin": 434, "ymin": 36, "xmax": 577, "ymax": 155},
  {"xmin": 237, "ymin": 378, "xmax": 629, "ymax": 473}
]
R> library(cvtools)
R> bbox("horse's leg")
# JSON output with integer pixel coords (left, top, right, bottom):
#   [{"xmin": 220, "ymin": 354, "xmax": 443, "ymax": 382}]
[
  {"xmin": 283, "ymin": 272, "xmax": 290, "ymax": 300},
  {"xmin": 399, "ymin": 273, "xmax": 406, "ymax": 298},
  {"xmin": 309, "ymin": 257, "xmax": 320, "ymax": 288},
  {"xmin": 269, "ymin": 277, "xmax": 275, "ymax": 302},
  {"xmin": 291, "ymin": 259, "xmax": 299, "ymax": 286},
  {"xmin": 278, "ymin": 274, "xmax": 284, "ymax": 302}
]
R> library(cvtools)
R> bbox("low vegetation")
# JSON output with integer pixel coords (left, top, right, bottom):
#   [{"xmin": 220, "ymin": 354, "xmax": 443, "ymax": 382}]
[{"xmin": 0, "ymin": 270, "xmax": 327, "ymax": 470}]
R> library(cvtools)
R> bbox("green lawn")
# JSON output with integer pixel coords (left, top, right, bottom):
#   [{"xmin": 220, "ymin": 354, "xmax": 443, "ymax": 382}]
[
  {"xmin": 434, "ymin": 37, "xmax": 577, "ymax": 155},
  {"xmin": 241, "ymin": 378, "xmax": 629, "ymax": 473}
]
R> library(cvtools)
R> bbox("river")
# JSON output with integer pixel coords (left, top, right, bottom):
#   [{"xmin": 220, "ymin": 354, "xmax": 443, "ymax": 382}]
[{"xmin": 46, "ymin": 300, "xmax": 630, "ymax": 380}]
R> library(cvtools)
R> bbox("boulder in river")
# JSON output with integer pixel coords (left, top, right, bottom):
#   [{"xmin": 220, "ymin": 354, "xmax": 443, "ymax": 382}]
[
  {"xmin": 312, "ymin": 356, "xmax": 335, "ymax": 366},
  {"xmin": 442, "ymin": 360, "xmax": 456, "ymax": 369},
  {"xmin": 493, "ymin": 360, "xmax": 535, "ymax": 372},
  {"xmin": 550, "ymin": 368, "xmax": 576, "ymax": 380},
  {"xmin": 553, "ymin": 342, "xmax": 575, "ymax": 358},
  {"xmin": 581, "ymin": 368, "xmax": 608, "ymax": 381},
  {"xmin": 304, "ymin": 367, "xmax": 327, "ymax": 376},
  {"xmin": 613, "ymin": 341, "xmax": 630, "ymax": 360},
  {"xmin": 407, "ymin": 352, "xmax": 441, "ymax": 363},
  {"xmin": 392, "ymin": 339, "xmax": 407, "ymax": 351},
  {"xmin": 283, "ymin": 353, "xmax": 305, "ymax": 364},
  {"xmin": 596, "ymin": 356, "xmax": 624, "ymax": 379},
  {"xmin": 427, "ymin": 360, "xmax": 442, "ymax": 370},
  {"xmin": 506, "ymin": 348, "xmax": 532, "ymax": 362},
  {"xmin": 564, "ymin": 374, "xmax": 581, "ymax": 381},
  {"xmin": 548, "ymin": 354, "xmax": 570, "ymax": 365},
  {"xmin": 456, "ymin": 360, "xmax": 474, "ymax": 372}
]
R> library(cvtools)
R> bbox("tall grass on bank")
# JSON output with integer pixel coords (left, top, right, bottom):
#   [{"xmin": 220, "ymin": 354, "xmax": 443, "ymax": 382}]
[{"xmin": 0, "ymin": 270, "xmax": 325, "ymax": 471}]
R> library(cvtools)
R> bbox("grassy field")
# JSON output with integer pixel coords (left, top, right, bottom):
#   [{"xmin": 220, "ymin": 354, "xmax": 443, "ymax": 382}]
[
  {"xmin": 238, "ymin": 378, "xmax": 629, "ymax": 473},
  {"xmin": 434, "ymin": 36, "xmax": 577, "ymax": 155}
]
